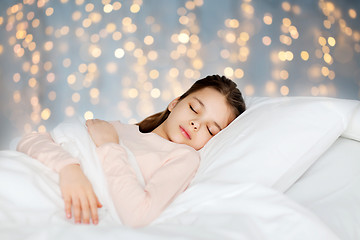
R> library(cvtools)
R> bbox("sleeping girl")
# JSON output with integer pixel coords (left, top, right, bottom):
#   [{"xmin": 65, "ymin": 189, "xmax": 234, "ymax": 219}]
[{"xmin": 16, "ymin": 75, "xmax": 246, "ymax": 227}]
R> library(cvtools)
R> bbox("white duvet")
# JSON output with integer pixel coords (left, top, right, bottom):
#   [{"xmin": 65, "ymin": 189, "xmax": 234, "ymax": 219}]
[{"xmin": 0, "ymin": 118, "xmax": 340, "ymax": 240}]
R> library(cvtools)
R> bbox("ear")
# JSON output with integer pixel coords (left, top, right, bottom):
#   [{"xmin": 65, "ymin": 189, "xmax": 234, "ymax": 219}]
[{"xmin": 168, "ymin": 97, "xmax": 180, "ymax": 112}]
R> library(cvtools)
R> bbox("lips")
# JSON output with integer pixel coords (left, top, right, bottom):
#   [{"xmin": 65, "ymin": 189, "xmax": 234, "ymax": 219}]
[{"xmin": 180, "ymin": 126, "xmax": 191, "ymax": 140}]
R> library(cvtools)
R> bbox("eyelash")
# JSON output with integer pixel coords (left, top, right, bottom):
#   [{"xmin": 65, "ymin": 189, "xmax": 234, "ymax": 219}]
[
  {"xmin": 208, "ymin": 128, "xmax": 214, "ymax": 136},
  {"xmin": 190, "ymin": 105, "xmax": 213, "ymax": 136},
  {"xmin": 189, "ymin": 104, "xmax": 197, "ymax": 113}
]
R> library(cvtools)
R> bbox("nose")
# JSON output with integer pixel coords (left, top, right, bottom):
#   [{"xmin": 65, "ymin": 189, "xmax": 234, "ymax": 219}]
[{"xmin": 190, "ymin": 120, "xmax": 199, "ymax": 131}]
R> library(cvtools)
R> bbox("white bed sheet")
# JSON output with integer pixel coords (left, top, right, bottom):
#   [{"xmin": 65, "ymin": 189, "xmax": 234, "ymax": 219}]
[
  {"xmin": 0, "ymin": 150, "xmax": 340, "ymax": 240},
  {"xmin": 286, "ymin": 137, "xmax": 360, "ymax": 240},
  {"xmin": 0, "ymin": 117, "xmax": 341, "ymax": 240}
]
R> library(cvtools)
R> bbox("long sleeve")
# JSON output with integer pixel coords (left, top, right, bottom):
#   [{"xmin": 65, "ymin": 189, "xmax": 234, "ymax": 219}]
[
  {"xmin": 96, "ymin": 142, "xmax": 200, "ymax": 227},
  {"xmin": 16, "ymin": 132, "xmax": 80, "ymax": 172}
]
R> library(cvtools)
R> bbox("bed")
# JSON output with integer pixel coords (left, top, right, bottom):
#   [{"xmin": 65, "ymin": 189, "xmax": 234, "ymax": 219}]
[
  {"xmin": 0, "ymin": 96, "xmax": 359, "ymax": 240},
  {"xmin": 287, "ymin": 136, "xmax": 360, "ymax": 240}
]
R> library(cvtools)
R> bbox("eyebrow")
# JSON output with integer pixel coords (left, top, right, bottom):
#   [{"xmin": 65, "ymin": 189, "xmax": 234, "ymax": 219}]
[{"xmin": 193, "ymin": 97, "xmax": 222, "ymax": 131}]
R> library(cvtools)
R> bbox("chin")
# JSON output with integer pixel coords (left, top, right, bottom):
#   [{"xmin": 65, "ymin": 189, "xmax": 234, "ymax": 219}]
[
  {"xmin": 187, "ymin": 143, "xmax": 199, "ymax": 150},
  {"xmin": 169, "ymin": 135, "xmax": 183, "ymax": 145}
]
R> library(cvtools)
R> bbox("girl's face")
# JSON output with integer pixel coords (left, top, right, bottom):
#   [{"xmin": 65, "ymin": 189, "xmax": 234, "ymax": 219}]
[{"xmin": 153, "ymin": 87, "xmax": 236, "ymax": 150}]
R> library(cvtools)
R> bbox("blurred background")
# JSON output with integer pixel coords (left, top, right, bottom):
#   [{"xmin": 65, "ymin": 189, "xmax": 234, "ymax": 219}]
[{"xmin": 0, "ymin": 0, "xmax": 359, "ymax": 150}]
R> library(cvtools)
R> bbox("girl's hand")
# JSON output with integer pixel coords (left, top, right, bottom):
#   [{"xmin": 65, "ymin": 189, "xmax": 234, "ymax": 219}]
[
  {"xmin": 59, "ymin": 164, "xmax": 102, "ymax": 225},
  {"xmin": 86, "ymin": 119, "xmax": 119, "ymax": 147}
]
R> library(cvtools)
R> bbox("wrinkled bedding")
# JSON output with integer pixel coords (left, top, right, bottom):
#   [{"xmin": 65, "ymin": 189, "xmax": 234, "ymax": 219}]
[
  {"xmin": 286, "ymin": 137, "xmax": 360, "ymax": 240},
  {"xmin": 0, "ymin": 119, "xmax": 340, "ymax": 239}
]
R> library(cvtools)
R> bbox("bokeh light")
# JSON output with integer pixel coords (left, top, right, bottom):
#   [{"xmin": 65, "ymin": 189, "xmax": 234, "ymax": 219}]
[{"xmin": 0, "ymin": 0, "xmax": 359, "ymax": 150}]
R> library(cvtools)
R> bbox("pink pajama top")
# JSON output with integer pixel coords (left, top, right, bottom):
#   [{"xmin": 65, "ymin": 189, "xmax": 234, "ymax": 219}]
[{"xmin": 16, "ymin": 121, "xmax": 200, "ymax": 227}]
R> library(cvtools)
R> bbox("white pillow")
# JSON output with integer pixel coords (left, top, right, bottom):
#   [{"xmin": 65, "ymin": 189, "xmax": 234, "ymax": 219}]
[
  {"xmin": 194, "ymin": 97, "xmax": 360, "ymax": 192},
  {"xmin": 342, "ymin": 103, "xmax": 360, "ymax": 141}
]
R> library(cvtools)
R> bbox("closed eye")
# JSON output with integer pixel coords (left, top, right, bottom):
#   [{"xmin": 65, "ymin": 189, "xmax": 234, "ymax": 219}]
[
  {"xmin": 207, "ymin": 127, "xmax": 214, "ymax": 136},
  {"xmin": 189, "ymin": 104, "xmax": 197, "ymax": 113}
]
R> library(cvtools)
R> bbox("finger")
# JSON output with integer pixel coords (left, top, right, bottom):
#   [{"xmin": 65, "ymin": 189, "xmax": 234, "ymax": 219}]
[
  {"xmin": 88, "ymin": 194, "xmax": 99, "ymax": 225},
  {"xmin": 80, "ymin": 195, "xmax": 91, "ymax": 224},
  {"xmin": 64, "ymin": 196, "xmax": 72, "ymax": 219},
  {"xmin": 94, "ymin": 194, "xmax": 102, "ymax": 208},
  {"xmin": 85, "ymin": 119, "xmax": 93, "ymax": 126},
  {"xmin": 94, "ymin": 119, "xmax": 106, "ymax": 125},
  {"xmin": 72, "ymin": 197, "xmax": 82, "ymax": 224}
]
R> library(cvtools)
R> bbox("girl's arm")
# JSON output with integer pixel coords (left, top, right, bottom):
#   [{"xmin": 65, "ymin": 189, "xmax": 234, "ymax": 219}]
[
  {"xmin": 17, "ymin": 132, "xmax": 80, "ymax": 172},
  {"xmin": 96, "ymin": 143, "xmax": 199, "ymax": 227},
  {"xmin": 16, "ymin": 132, "xmax": 101, "ymax": 224},
  {"xmin": 86, "ymin": 120, "xmax": 199, "ymax": 227}
]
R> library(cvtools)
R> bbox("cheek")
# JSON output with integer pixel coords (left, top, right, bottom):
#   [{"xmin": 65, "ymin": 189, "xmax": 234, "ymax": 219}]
[
  {"xmin": 169, "ymin": 108, "xmax": 184, "ymax": 121},
  {"xmin": 166, "ymin": 111, "xmax": 180, "ymax": 126},
  {"xmin": 197, "ymin": 131, "xmax": 212, "ymax": 148}
]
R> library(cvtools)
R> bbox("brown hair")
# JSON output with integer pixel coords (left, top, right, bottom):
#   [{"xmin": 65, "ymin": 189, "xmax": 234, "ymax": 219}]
[{"xmin": 136, "ymin": 75, "xmax": 246, "ymax": 133}]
